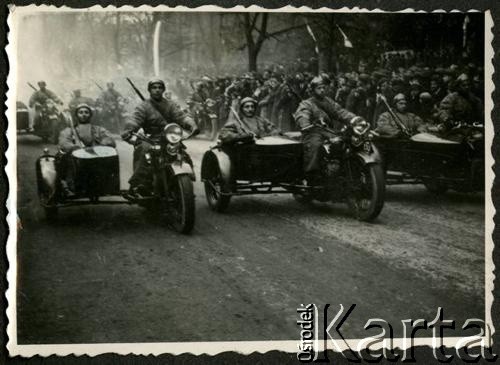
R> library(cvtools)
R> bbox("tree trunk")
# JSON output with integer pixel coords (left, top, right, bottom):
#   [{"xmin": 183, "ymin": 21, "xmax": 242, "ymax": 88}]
[
  {"xmin": 114, "ymin": 13, "xmax": 121, "ymax": 66},
  {"xmin": 248, "ymin": 45, "xmax": 258, "ymax": 72}
]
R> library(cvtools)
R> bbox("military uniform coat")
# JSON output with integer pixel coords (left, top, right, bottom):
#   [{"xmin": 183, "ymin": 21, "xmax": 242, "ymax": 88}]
[
  {"xmin": 125, "ymin": 98, "xmax": 196, "ymax": 136},
  {"xmin": 58, "ymin": 124, "xmax": 116, "ymax": 153}
]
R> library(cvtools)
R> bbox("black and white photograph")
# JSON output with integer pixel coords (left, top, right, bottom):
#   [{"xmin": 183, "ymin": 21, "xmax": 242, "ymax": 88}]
[{"xmin": 5, "ymin": 5, "xmax": 494, "ymax": 359}]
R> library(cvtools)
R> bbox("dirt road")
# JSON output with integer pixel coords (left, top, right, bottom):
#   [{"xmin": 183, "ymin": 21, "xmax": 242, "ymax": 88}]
[{"xmin": 15, "ymin": 134, "xmax": 485, "ymax": 344}]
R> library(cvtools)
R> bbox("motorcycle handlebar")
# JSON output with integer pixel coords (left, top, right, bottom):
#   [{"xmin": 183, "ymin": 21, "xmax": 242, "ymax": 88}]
[{"xmin": 122, "ymin": 128, "xmax": 198, "ymax": 144}]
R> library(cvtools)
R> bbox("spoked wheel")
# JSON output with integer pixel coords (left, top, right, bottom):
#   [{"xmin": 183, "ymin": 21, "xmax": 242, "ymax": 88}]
[
  {"xmin": 203, "ymin": 161, "xmax": 231, "ymax": 212},
  {"xmin": 164, "ymin": 174, "xmax": 195, "ymax": 234},
  {"xmin": 346, "ymin": 159, "xmax": 385, "ymax": 222}
]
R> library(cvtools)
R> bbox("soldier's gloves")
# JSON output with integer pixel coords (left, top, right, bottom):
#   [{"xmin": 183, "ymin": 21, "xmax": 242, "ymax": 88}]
[{"xmin": 237, "ymin": 134, "xmax": 255, "ymax": 143}]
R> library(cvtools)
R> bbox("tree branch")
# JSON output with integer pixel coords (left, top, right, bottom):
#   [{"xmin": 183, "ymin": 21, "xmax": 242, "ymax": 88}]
[
  {"xmin": 266, "ymin": 22, "xmax": 307, "ymax": 38},
  {"xmin": 250, "ymin": 13, "xmax": 259, "ymax": 31},
  {"xmin": 255, "ymin": 13, "xmax": 268, "ymax": 49}
]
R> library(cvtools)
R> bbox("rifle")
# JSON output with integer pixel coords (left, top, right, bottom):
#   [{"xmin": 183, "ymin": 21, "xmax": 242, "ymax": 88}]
[
  {"xmin": 376, "ymin": 93, "xmax": 411, "ymax": 137},
  {"xmin": 65, "ymin": 111, "xmax": 84, "ymax": 148},
  {"xmin": 93, "ymin": 80, "xmax": 104, "ymax": 92},
  {"xmin": 126, "ymin": 77, "xmax": 145, "ymax": 101},
  {"xmin": 27, "ymin": 82, "xmax": 37, "ymax": 92}
]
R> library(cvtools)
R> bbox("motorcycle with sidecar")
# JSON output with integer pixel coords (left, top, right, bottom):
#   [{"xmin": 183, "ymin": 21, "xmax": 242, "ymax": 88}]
[
  {"xmin": 32, "ymin": 99, "xmax": 67, "ymax": 143},
  {"xmin": 376, "ymin": 122, "xmax": 484, "ymax": 194},
  {"xmin": 201, "ymin": 119, "xmax": 385, "ymax": 222},
  {"xmin": 36, "ymin": 123, "xmax": 196, "ymax": 233}
]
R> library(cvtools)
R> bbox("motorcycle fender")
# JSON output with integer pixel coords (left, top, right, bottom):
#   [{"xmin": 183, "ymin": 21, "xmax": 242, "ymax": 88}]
[
  {"xmin": 356, "ymin": 143, "xmax": 382, "ymax": 164},
  {"xmin": 169, "ymin": 161, "xmax": 196, "ymax": 181},
  {"xmin": 36, "ymin": 155, "xmax": 58, "ymax": 194},
  {"xmin": 201, "ymin": 149, "xmax": 232, "ymax": 183}
]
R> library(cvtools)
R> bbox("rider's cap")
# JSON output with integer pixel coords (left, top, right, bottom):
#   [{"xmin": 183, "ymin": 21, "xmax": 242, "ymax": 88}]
[
  {"xmin": 147, "ymin": 79, "xmax": 166, "ymax": 91},
  {"xmin": 75, "ymin": 103, "xmax": 93, "ymax": 116},
  {"xmin": 393, "ymin": 93, "xmax": 406, "ymax": 103},
  {"xmin": 38, "ymin": 81, "xmax": 46, "ymax": 87}
]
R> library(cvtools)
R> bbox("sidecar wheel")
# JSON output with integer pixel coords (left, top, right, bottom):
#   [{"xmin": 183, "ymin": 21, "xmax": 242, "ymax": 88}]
[
  {"xmin": 347, "ymin": 161, "xmax": 385, "ymax": 222},
  {"xmin": 204, "ymin": 161, "xmax": 231, "ymax": 212},
  {"xmin": 423, "ymin": 180, "xmax": 448, "ymax": 194},
  {"xmin": 168, "ymin": 174, "xmax": 195, "ymax": 234}
]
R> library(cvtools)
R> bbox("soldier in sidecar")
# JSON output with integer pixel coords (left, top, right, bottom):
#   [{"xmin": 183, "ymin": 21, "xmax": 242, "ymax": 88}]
[
  {"xmin": 374, "ymin": 84, "xmax": 484, "ymax": 194},
  {"xmin": 36, "ymin": 103, "xmax": 118, "ymax": 219}
]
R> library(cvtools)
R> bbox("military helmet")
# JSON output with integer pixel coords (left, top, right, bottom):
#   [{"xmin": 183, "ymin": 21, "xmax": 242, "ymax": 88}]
[
  {"xmin": 147, "ymin": 79, "xmax": 166, "ymax": 91},
  {"xmin": 38, "ymin": 81, "xmax": 47, "ymax": 87},
  {"xmin": 239, "ymin": 97, "xmax": 258, "ymax": 110},
  {"xmin": 74, "ymin": 103, "xmax": 93, "ymax": 116},
  {"xmin": 393, "ymin": 93, "xmax": 406, "ymax": 103}
]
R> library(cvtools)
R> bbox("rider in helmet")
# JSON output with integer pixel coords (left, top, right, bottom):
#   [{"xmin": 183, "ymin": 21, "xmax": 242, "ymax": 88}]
[
  {"xmin": 29, "ymin": 81, "xmax": 63, "ymax": 131},
  {"xmin": 122, "ymin": 79, "xmax": 198, "ymax": 198},
  {"xmin": 294, "ymin": 76, "xmax": 366, "ymax": 184}
]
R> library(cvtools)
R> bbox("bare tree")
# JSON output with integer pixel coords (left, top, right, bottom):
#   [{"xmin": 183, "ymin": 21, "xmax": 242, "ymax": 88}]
[{"xmin": 229, "ymin": 13, "xmax": 306, "ymax": 72}]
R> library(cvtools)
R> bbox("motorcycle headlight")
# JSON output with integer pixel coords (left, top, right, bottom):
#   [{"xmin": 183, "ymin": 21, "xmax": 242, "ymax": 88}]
[{"xmin": 164, "ymin": 123, "xmax": 183, "ymax": 144}]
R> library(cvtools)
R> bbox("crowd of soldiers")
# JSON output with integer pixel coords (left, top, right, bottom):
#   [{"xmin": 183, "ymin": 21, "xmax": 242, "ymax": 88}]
[{"xmin": 178, "ymin": 57, "xmax": 484, "ymax": 139}]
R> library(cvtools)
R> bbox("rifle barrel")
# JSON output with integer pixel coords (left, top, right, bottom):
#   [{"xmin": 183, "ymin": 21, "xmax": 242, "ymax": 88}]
[
  {"xmin": 126, "ymin": 78, "xmax": 145, "ymax": 101},
  {"xmin": 27, "ymin": 82, "xmax": 37, "ymax": 92}
]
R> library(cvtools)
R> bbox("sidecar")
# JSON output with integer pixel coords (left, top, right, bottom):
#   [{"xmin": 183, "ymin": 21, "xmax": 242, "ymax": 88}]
[
  {"xmin": 36, "ymin": 145, "xmax": 121, "ymax": 219},
  {"xmin": 201, "ymin": 135, "xmax": 304, "ymax": 212},
  {"xmin": 376, "ymin": 132, "xmax": 484, "ymax": 193}
]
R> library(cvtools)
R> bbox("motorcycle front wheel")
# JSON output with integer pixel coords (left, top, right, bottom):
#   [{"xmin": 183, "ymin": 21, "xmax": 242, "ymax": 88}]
[
  {"xmin": 346, "ymin": 159, "xmax": 385, "ymax": 222},
  {"xmin": 165, "ymin": 174, "xmax": 195, "ymax": 234}
]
